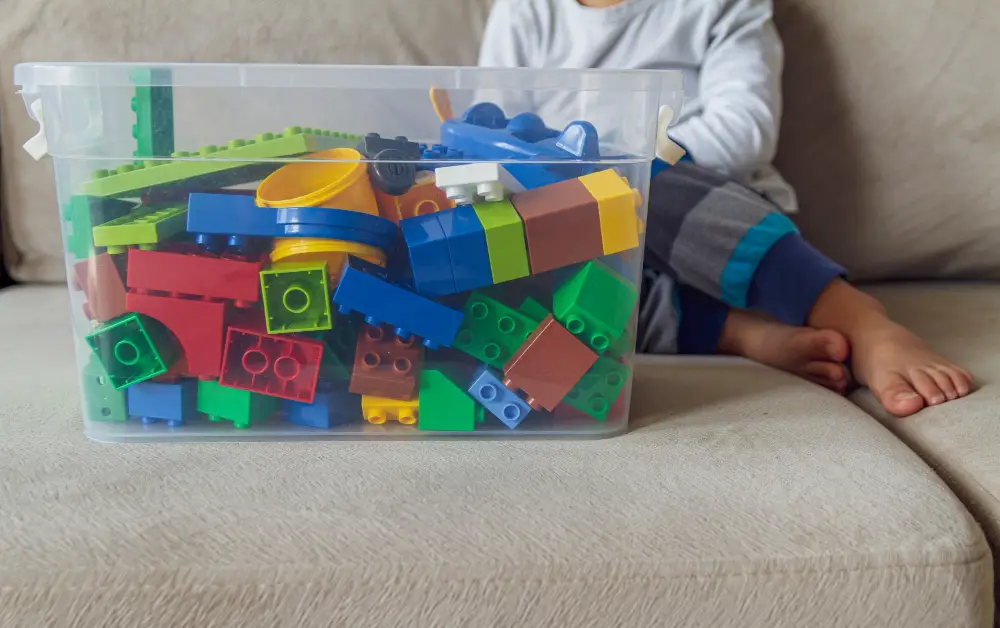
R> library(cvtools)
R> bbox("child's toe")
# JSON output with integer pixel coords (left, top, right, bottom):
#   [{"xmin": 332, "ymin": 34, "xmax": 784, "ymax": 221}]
[
  {"xmin": 928, "ymin": 368, "xmax": 958, "ymax": 400},
  {"xmin": 875, "ymin": 372, "xmax": 925, "ymax": 417},
  {"xmin": 909, "ymin": 369, "xmax": 946, "ymax": 406}
]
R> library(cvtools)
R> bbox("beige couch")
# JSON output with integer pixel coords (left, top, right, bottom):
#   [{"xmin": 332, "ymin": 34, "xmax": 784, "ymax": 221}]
[{"xmin": 1, "ymin": 1, "xmax": 998, "ymax": 626}]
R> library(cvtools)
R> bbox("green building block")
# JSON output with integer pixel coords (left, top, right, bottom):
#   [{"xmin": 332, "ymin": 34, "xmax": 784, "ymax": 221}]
[
  {"xmin": 563, "ymin": 357, "xmax": 630, "ymax": 421},
  {"xmin": 518, "ymin": 296, "xmax": 550, "ymax": 323},
  {"xmin": 130, "ymin": 68, "xmax": 174, "ymax": 159},
  {"xmin": 91, "ymin": 204, "xmax": 187, "ymax": 254},
  {"xmin": 472, "ymin": 199, "xmax": 530, "ymax": 284},
  {"xmin": 418, "ymin": 368, "xmax": 485, "ymax": 432},
  {"xmin": 63, "ymin": 196, "xmax": 137, "ymax": 259},
  {"xmin": 453, "ymin": 292, "xmax": 542, "ymax": 370},
  {"xmin": 553, "ymin": 260, "xmax": 638, "ymax": 354},
  {"xmin": 85, "ymin": 313, "xmax": 178, "ymax": 390},
  {"xmin": 260, "ymin": 262, "xmax": 332, "ymax": 335},
  {"xmin": 80, "ymin": 357, "xmax": 128, "ymax": 422},
  {"xmin": 82, "ymin": 127, "xmax": 361, "ymax": 199},
  {"xmin": 196, "ymin": 380, "xmax": 277, "ymax": 429},
  {"xmin": 317, "ymin": 314, "xmax": 358, "ymax": 381}
]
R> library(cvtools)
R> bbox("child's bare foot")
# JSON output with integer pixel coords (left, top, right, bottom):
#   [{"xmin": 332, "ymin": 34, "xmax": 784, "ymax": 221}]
[
  {"xmin": 809, "ymin": 280, "xmax": 974, "ymax": 417},
  {"xmin": 719, "ymin": 309, "xmax": 850, "ymax": 392}
]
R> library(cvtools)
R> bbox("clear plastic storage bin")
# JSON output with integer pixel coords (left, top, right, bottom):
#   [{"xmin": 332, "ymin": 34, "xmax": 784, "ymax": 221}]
[{"xmin": 15, "ymin": 63, "xmax": 683, "ymax": 442}]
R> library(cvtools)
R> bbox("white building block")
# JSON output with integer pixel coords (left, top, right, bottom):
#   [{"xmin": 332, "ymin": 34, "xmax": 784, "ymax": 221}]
[{"xmin": 434, "ymin": 163, "xmax": 526, "ymax": 205}]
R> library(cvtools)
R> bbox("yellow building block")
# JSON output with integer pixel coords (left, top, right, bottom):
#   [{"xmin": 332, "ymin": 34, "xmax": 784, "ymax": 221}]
[
  {"xmin": 579, "ymin": 169, "xmax": 642, "ymax": 255},
  {"xmin": 361, "ymin": 395, "xmax": 419, "ymax": 425}
]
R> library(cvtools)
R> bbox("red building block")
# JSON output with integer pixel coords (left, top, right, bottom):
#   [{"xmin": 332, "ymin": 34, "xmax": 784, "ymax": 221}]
[
  {"xmin": 72, "ymin": 253, "xmax": 127, "ymax": 322},
  {"xmin": 509, "ymin": 177, "xmax": 605, "ymax": 274},
  {"xmin": 126, "ymin": 291, "xmax": 229, "ymax": 379},
  {"xmin": 349, "ymin": 323, "xmax": 423, "ymax": 400},
  {"xmin": 126, "ymin": 245, "xmax": 263, "ymax": 307},
  {"xmin": 220, "ymin": 325, "xmax": 324, "ymax": 402},
  {"xmin": 502, "ymin": 314, "xmax": 598, "ymax": 411}
]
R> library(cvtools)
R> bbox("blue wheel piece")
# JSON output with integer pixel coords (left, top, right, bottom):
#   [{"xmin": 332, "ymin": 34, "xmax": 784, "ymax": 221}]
[
  {"xmin": 275, "ymin": 207, "xmax": 397, "ymax": 238},
  {"xmin": 278, "ymin": 224, "xmax": 394, "ymax": 249}
]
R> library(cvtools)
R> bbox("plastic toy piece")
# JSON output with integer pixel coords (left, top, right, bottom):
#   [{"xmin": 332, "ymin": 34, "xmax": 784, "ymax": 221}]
[
  {"xmin": 256, "ymin": 147, "xmax": 379, "ymax": 215},
  {"xmin": 92, "ymin": 204, "xmax": 187, "ymax": 254},
  {"xmin": 434, "ymin": 163, "xmax": 525, "ymax": 205},
  {"xmin": 553, "ymin": 260, "xmax": 638, "ymax": 354},
  {"xmin": 453, "ymin": 292, "xmax": 540, "ymax": 370},
  {"xmin": 83, "ymin": 128, "xmax": 358, "ymax": 198},
  {"xmin": 197, "ymin": 379, "xmax": 277, "ymax": 429},
  {"xmin": 562, "ymin": 357, "xmax": 630, "ymax": 422},
  {"xmin": 81, "ymin": 357, "xmax": 128, "ymax": 422},
  {"xmin": 435, "ymin": 205, "xmax": 493, "ymax": 293},
  {"xmin": 418, "ymin": 143, "xmax": 464, "ymax": 170},
  {"xmin": 127, "ymin": 247, "xmax": 263, "ymax": 307},
  {"xmin": 275, "ymin": 206, "xmax": 398, "ymax": 250},
  {"xmin": 130, "ymin": 68, "xmax": 174, "ymax": 159},
  {"xmin": 356, "ymin": 133, "xmax": 421, "ymax": 196},
  {"xmin": 72, "ymin": 253, "xmax": 127, "ymax": 322},
  {"xmin": 322, "ymin": 313, "xmax": 360, "ymax": 370},
  {"xmin": 468, "ymin": 365, "xmax": 532, "ymax": 430},
  {"xmin": 518, "ymin": 297, "xmax": 550, "ymax": 323},
  {"xmin": 282, "ymin": 379, "xmax": 361, "ymax": 429},
  {"xmin": 270, "ymin": 237, "xmax": 386, "ymax": 281},
  {"xmin": 399, "ymin": 213, "xmax": 457, "ymax": 296},
  {"xmin": 332, "ymin": 256, "xmax": 463, "ymax": 349},
  {"xmin": 125, "ymin": 379, "xmax": 197, "ymax": 427},
  {"xmin": 85, "ymin": 313, "xmax": 178, "ymax": 390},
  {"xmin": 349, "ymin": 323, "xmax": 423, "ymax": 400},
  {"xmin": 260, "ymin": 261, "xmax": 333, "ymax": 335},
  {"xmin": 471, "ymin": 200, "xmax": 530, "ymax": 284},
  {"xmin": 418, "ymin": 367, "xmax": 485, "ymax": 432},
  {"xmin": 361, "ymin": 395, "xmax": 419, "ymax": 425},
  {"xmin": 125, "ymin": 291, "xmax": 229, "ymax": 380},
  {"xmin": 429, "ymin": 87, "xmax": 454, "ymax": 123},
  {"xmin": 374, "ymin": 172, "xmax": 454, "ymax": 224},
  {"xmin": 186, "ymin": 193, "xmax": 279, "ymax": 249},
  {"xmin": 502, "ymin": 314, "xmax": 598, "ymax": 411},
  {"xmin": 63, "ymin": 196, "xmax": 136, "ymax": 259},
  {"xmin": 220, "ymin": 325, "xmax": 324, "ymax": 403},
  {"xmin": 578, "ymin": 169, "xmax": 642, "ymax": 255},
  {"xmin": 510, "ymin": 177, "xmax": 604, "ymax": 274}
]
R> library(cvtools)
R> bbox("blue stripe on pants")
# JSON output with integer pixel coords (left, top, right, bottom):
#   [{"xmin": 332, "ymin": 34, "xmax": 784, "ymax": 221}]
[{"xmin": 719, "ymin": 213, "xmax": 799, "ymax": 308}]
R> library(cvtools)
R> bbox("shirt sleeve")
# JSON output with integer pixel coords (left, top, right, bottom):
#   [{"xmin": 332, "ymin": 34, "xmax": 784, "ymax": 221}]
[
  {"xmin": 668, "ymin": 0, "xmax": 783, "ymax": 179},
  {"xmin": 478, "ymin": 0, "xmax": 538, "ymax": 67}
]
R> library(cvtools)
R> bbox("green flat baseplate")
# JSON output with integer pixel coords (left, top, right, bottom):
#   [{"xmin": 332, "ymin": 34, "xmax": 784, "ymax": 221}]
[{"xmin": 91, "ymin": 204, "xmax": 187, "ymax": 254}]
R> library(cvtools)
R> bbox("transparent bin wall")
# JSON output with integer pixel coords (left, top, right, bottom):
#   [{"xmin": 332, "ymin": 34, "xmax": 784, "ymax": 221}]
[{"xmin": 18, "ymin": 64, "xmax": 681, "ymax": 442}]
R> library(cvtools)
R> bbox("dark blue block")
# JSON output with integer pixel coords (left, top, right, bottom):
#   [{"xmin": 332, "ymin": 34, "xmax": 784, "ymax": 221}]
[
  {"xmin": 467, "ymin": 364, "xmax": 532, "ymax": 430},
  {"xmin": 503, "ymin": 163, "xmax": 572, "ymax": 191},
  {"xmin": 274, "ymin": 207, "xmax": 397, "ymax": 238},
  {"xmin": 282, "ymin": 380, "xmax": 361, "ymax": 429},
  {"xmin": 436, "ymin": 205, "xmax": 492, "ymax": 293},
  {"xmin": 126, "ymin": 380, "xmax": 198, "ymax": 428},
  {"xmin": 332, "ymin": 256, "xmax": 464, "ymax": 349},
  {"xmin": 187, "ymin": 193, "xmax": 280, "ymax": 238},
  {"xmin": 400, "ymin": 213, "xmax": 456, "ymax": 296}
]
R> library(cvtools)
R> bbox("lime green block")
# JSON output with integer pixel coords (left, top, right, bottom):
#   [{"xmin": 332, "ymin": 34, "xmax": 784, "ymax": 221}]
[
  {"xmin": 64, "ymin": 196, "xmax": 137, "ymax": 260},
  {"xmin": 472, "ymin": 200, "xmax": 530, "ymax": 284},
  {"xmin": 563, "ymin": 357, "xmax": 629, "ymax": 421},
  {"xmin": 553, "ymin": 260, "xmax": 638, "ymax": 354},
  {"xmin": 260, "ymin": 262, "xmax": 332, "ymax": 335},
  {"xmin": 417, "ymin": 368, "xmax": 485, "ymax": 432},
  {"xmin": 91, "ymin": 204, "xmax": 187, "ymax": 254},
  {"xmin": 85, "ymin": 313, "xmax": 178, "ymax": 390},
  {"xmin": 82, "ymin": 127, "xmax": 361, "ymax": 198},
  {"xmin": 80, "ymin": 357, "xmax": 128, "ymax": 422},
  {"xmin": 197, "ymin": 380, "xmax": 277, "ymax": 429}
]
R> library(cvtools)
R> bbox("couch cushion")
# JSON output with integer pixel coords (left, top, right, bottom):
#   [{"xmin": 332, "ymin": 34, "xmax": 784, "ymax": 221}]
[
  {"xmin": 853, "ymin": 283, "xmax": 1000, "ymax": 614},
  {"xmin": 0, "ymin": 285, "xmax": 991, "ymax": 627}
]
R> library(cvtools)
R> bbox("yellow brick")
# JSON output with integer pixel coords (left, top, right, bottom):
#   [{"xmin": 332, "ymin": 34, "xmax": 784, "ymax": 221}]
[
  {"xmin": 579, "ymin": 169, "xmax": 641, "ymax": 255},
  {"xmin": 361, "ymin": 394, "xmax": 419, "ymax": 425}
]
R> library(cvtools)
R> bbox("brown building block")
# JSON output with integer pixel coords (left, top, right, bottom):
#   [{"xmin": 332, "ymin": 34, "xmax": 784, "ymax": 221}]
[
  {"xmin": 72, "ymin": 253, "xmax": 128, "ymax": 322},
  {"xmin": 350, "ymin": 323, "xmax": 423, "ymax": 400},
  {"xmin": 509, "ymin": 178, "xmax": 604, "ymax": 274},
  {"xmin": 503, "ymin": 314, "xmax": 598, "ymax": 411}
]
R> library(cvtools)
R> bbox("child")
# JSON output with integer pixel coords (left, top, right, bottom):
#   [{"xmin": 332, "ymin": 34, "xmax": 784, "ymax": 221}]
[{"xmin": 478, "ymin": 0, "xmax": 973, "ymax": 417}]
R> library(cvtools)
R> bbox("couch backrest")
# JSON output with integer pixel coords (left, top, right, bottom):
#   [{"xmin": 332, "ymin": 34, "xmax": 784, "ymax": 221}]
[{"xmin": 2, "ymin": 0, "xmax": 999, "ymax": 283}]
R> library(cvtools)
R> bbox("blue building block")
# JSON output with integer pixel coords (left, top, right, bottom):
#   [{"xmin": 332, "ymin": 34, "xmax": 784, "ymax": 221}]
[
  {"xmin": 187, "ymin": 192, "xmax": 280, "ymax": 250},
  {"xmin": 467, "ymin": 364, "xmax": 532, "ymax": 429},
  {"xmin": 417, "ymin": 143, "xmax": 465, "ymax": 171},
  {"xmin": 400, "ymin": 213, "xmax": 457, "ymax": 296},
  {"xmin": 435, "ymin": 205, "xmax": 493, "ymax": 293},
  {"xmin": 332, "ymin": 256, "xmax": 464, "ymax": 349},
  {"xmin": 126, "ymin": 380, "xmax": 197, "ymax": 428},
  {"xmin": 275, "ymin": 206, "xmax": 398, "ymax": 249},
  {"xmin": 281, "ymin": 379, "xmax": 361, "ymax": 428}
]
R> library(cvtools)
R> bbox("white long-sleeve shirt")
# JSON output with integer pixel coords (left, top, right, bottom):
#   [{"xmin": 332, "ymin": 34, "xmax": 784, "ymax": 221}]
[{"xmin": 478, "ymin": 0, "xmax": 798, "ymax": 212}]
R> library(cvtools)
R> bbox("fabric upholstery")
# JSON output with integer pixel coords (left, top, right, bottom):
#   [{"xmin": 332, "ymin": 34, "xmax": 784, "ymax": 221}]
[{"xmin": 0, "ymin": 285, "xmax": 992, "ymax": 627}]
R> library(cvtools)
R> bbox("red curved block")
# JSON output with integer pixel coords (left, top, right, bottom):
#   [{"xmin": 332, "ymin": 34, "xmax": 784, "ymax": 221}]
[
  {"xmin": 220, "ymin": 326, "xmax": 323, "ymax": 403},
  {"xmin": 73, "ymin": 253, "xmax": 127, "ymax": 322},
  {"xmin": 126, "ymin": 246, "xmax": 263, "ymax": 307},
  {"xmin": 125, "ymin": 291, "xmax": 229, "ymax": 379}
]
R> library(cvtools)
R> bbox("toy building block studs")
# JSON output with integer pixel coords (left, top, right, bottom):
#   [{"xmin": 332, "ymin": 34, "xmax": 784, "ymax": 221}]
[
  {"xmin": 453, "ymin": 292, "xmax": 541, "ymax": 370},
  {"xmin": 63, "ymin": 195, "xmax": 136, "ymax": 259},
  {"xmin": 81, "ymin": 357, "xmax": 128, "ymax": 422},
  {"xmin": 256, "ymin": 148, "xmax": 379, "ymax": 215},
  {"xmin": 282, "ymin": 379, "xmax": 361, "ymax": 429},
  {"xmin": 562, "ymin": 357, "xmax": 630, "ymax": 421},
  {"xmin": 435, "ymin": 205, "xmax": 493, "ymax": 293},
  {"xmin": 260, "ymin": 262, "xmax": 333, "ymax": 335},
  {"xmin": 418, "ymin": 367, "xmax": 485, "ymax": 432},
  {"xmin": 220, "ymin": 326, "xmax": 325, "ymax": 403},
  {"xmin": 197, "ymin": 379, "xmax": 277, "ymax": 429},
  {"xmin": 374, "ymin": 171, "xmax": 455, "ymax": 224},
  {"xmin": 72, "ymin": 253, "xmax": 128, "ymax": 322},
  {"xmin": 126, "ymin": 379, "xmax": 197, "ymax": 427},
  {"xmin": 468, "ymin": 365, "xmax": 532, "ymax": 430},
  {"xmin": 553, "ymin": 260, "xmax": 638, "ymax": 354},
  {"xmin": 130, "ymin": 68, "xmax": 174, "ymax": 159},
  {"xmin": 361, "ymin": 395, "xmax": 419, "ymax": 425},
  {"xmin": 349, "ymin": 323, "xmax": 423, "ymax": 400},
  {"xmin": 127, "ymin": 246, "xmax": 264, "ymax": 307},
  {"xmin": 502, "ymin": 314, "xmax": 598, "ymax": 411},
  {"xmin": 332, "ymin": 255, "xmax": 464, "ymax": 349},
  {"xmin": 471, "ymin": 199, "xmax": 530, "ymax": 285},
  {"xmin": 434, "ymin": 163, "xmax": 525, "ymax": 205},
  {"xmin": 509, "ymin": 177, "xmax": 605, "ymax": 274},
  {"xmin": 578, "ymin": 169, "xmax": 642, "ymax": 255},
  {"xmin": 85, "ymin": 313, "xmax": 179, "ymax": 390},
  {"xmin": 92, "ymin": 204, "xmax": 188, "ymax": 254}
]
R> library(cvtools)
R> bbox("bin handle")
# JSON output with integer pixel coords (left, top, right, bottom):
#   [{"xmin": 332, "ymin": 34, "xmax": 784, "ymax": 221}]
[{"xmin": 22, "ymin": 98, "xmax": 48, "ymax": 161}]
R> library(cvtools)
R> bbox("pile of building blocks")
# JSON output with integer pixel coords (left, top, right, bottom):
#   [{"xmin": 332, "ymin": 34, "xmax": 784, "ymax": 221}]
[{"xmin": 72, "ymin": 83, "xmax": 641, "ymax": 433}]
